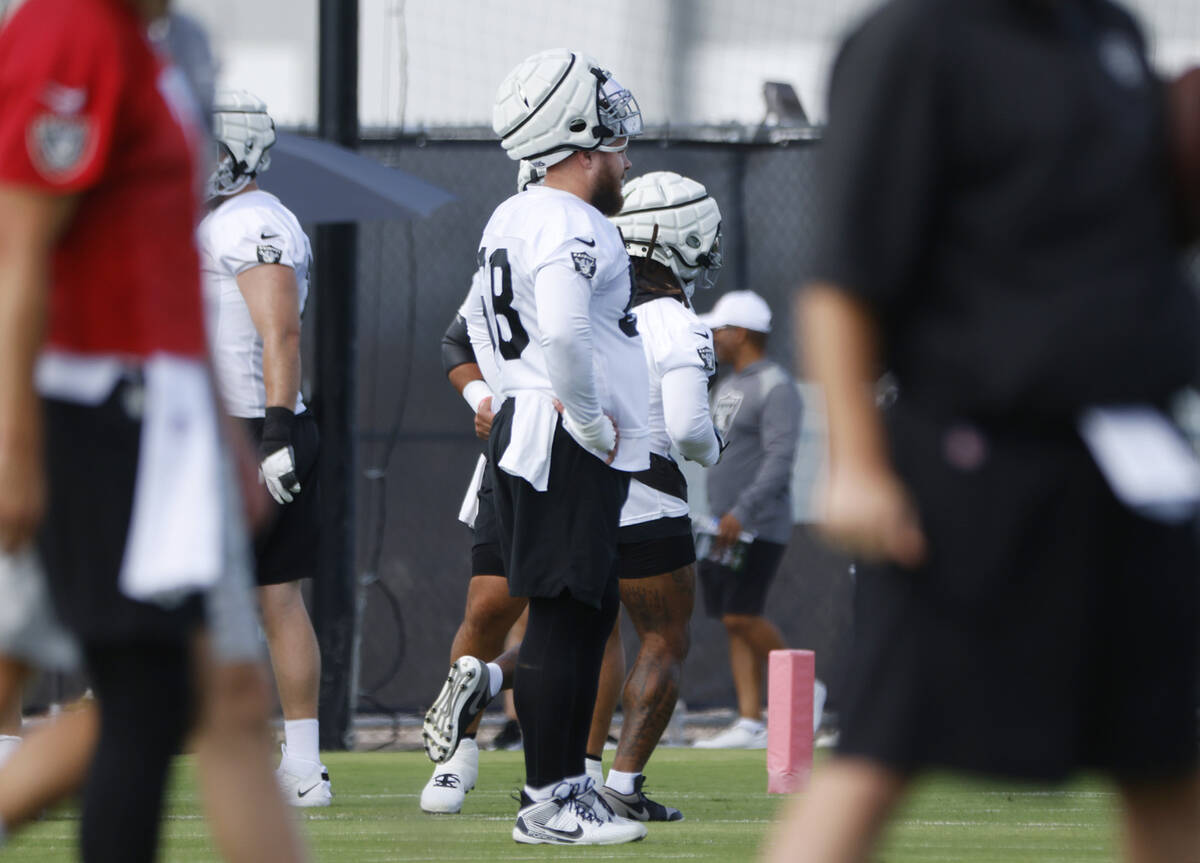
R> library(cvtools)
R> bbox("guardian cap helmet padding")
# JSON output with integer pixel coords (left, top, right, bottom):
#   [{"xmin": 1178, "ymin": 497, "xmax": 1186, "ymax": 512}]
[
  {"xmin": 207, "ymin": 90, "xmax": 277, "ymax": 199},
  {"xmin": 517, "ymin": 159, "xmax": 545, "ymax": 192},
  {"xmin": 611, "ymin": 171, "xmax": 723, "ymax": 298},
  {"xmin": 493, "ymin": 49, "xmax": 642, "ymax": 169}
]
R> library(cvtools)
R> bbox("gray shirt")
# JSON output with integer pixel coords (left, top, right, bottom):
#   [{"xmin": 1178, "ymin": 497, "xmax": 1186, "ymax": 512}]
[{"xmin": 707, "ymin": 359, "xmax": 801, "ymax": 544}]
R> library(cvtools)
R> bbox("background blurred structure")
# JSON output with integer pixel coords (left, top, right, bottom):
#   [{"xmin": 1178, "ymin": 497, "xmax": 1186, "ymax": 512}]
[
  {"xmin": 176, "ymin": 0, "xmax": 1200, "ymax": 130},
  {"xmin": 14, "ymin": 0, "xmax": 1200, "ymax": 738}
]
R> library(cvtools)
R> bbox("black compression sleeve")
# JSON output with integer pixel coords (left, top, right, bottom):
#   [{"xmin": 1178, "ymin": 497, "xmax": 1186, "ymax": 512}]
[{"xmin": 441, "ymin": 313, "xmax": 475, "ymax": 375}]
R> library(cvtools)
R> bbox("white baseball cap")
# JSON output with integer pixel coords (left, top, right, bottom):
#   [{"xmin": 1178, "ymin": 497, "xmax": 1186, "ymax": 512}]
[{"xmin": 700, "ymin": 290, "xmax": 772, "ymax": 333}]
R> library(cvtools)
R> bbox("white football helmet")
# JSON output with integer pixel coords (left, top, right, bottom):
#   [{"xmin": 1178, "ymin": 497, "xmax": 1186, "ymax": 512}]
[
  {"xmin": 493, "ymin": 48, "xmax": 642, "ymax": 169},
  {"xmin": 517, "ymin": 159, "xmax": 545, "ymax": 192},
  {"xmin": 611, "ymin": 171, "xmax": 723, "ymax": 298},
  {"xmin": 207, "ymin": 90, "xmax": 277, "ymax": 199}
]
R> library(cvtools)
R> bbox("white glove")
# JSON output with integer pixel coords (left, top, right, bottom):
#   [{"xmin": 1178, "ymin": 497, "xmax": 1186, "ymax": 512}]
[
  {"xmin": 260, "ymin": 446, "xmax": 301, "ymax": 504},
  {"xmin": 564, "ymin": 411, "xmax": 617, "ymax": 456}
]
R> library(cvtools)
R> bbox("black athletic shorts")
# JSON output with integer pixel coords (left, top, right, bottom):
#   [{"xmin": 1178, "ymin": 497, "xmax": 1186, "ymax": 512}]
[
  {"xmin": 698, "ymin": 538, "xmax": 787, "ymax": 618},
  {"xmin": 471, "ymin": 462, "xmax": 505, "ymax": 577},
  {"xmin": 618, "ymin": 516, "xmax": 696, "ymax": 579},
  {"xmin": 487, "ymin": 399, "xmax": 630, "ymax": 609},
  {"xmin": 835, "ymin": 399, "xmax": 1200, "ymax": 782},
  {"xmin": 239, "ymin": 411, "xmax": 320, "ymax": 586},
  {"xmin": 39, "ymin": 381, "xmax": 204, "ymax": 644}
]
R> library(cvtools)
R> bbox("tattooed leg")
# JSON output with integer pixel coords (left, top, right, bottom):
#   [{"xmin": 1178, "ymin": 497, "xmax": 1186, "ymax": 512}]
[{"xmin": 611, "ymin": 565, "xmax": 695, "ymax": 774}]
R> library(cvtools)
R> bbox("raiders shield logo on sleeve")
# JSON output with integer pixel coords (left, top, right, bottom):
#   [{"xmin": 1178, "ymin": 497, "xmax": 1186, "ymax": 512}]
[
  {"xmin": 571, "ymin": 250, "xmax": 597, "ymax": 279},
  {"xmin": 697, "ymin": 345, "xmax": 716, "ymax": 373},
  {"xmin": 28, "ymin": 113, "xmax": 93, "ymax": 182},
  {"xmin": 257, "ymin": 244, "xmax": 283, "ymax": 264}
]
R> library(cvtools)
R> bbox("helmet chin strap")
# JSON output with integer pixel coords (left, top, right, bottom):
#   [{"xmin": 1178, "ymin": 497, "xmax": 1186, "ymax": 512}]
[{"xmin": 644, "ymin": 223, "xmax": 660, "ymax": 262}]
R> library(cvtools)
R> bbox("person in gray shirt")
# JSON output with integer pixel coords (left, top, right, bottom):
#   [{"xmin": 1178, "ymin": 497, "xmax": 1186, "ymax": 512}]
[{"xmin": 693, "ymin": 291, "xmax": 801, "ymax": 749}]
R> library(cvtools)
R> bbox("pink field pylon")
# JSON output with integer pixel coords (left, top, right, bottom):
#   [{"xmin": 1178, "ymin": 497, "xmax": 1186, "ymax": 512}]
[{"xmin": 766, "ymin": 649, "xmax": 814, "ymax": 794}]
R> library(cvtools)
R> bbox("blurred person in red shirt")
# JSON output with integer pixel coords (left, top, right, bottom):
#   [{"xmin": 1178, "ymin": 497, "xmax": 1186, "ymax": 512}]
[{"xmin": 0, "ymin": 2, "xmax": 303, "ymax": 861}]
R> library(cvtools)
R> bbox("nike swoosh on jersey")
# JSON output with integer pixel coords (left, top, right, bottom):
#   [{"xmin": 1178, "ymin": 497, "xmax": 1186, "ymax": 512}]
[
  {"xmin": 574, "ymin": 237, "xmax": 596, "ymax": 247},
  {"xmin": 261, "ymin": 232, "xmax": 280, "ymax": 240},
  {"xmin": 297, "ymin": 783, "xmax": 322, "ymax": 798}
]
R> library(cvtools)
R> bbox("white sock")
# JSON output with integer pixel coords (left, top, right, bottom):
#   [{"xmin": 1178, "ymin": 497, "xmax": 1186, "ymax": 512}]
[
  {"xmin": 606, "ymin": 768, "xmax": 640, "ymax": 796},
  {"xmin": 524, "ymin": 781, "xmax": 555, "ymax": 803},
  {"xmin": 0, "ymin": 735, "xmax": 21, "ymax": 770},
  {"xmin": 736, "ymin": 717, "xmax": 765, "ymax": 733},
  {"xmin": 584, "ymin": 755, "xmax": 604, "ymax": 784},
  {"xmin": 283, "ymin": 719, "xmax": 320, "ymax": 765},
  {"xmin": 486, "ymin": 663, "xmax": 503, "ymax": 699},
  {"xmin": 526, "ymin": 772, "xmax": 591, "ymax": 803}
]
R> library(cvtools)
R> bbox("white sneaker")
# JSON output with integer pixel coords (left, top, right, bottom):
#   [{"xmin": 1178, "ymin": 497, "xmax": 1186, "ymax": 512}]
[
  {"xmin": 420, "ymin": 738, "xmax": 479, "ymax": 814},
  {"xmin": 0, "ymin": 735, "xmax": 20, "ymax": 770},
  {"xmin": 693, "ymin": 719, "xmax": 767, "ymax": 749},
  {"xmin": 276, "ymin": 744, "xmax": 332, "ymax": 807},
  {"xmin": 513, "ymin": 784, "xmax": 647, "ymax": 845}
]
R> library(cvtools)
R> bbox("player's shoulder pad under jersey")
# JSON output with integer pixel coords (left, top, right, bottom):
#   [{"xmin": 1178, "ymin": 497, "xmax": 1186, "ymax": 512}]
[
  {"xmin": 208, "ymin": 191, "xmax": 304, "ymax": 271},
  {"xmin": 499, "ymin": 188, "xmax": 623, "ymax": 276},
  {"xmin": 637, "ymin": 295, "xmax": 717, "ymax": 375}
]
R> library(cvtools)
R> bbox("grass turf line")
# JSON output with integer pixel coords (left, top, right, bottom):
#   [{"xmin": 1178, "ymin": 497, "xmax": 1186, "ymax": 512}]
[{"xmin": 7, "ymin": 749, "xmax": 1118, "ymax": 861}]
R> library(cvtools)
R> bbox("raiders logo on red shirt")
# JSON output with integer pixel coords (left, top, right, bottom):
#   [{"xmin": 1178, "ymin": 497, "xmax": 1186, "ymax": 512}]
[{"xmin": 27, "ymin": 112, "xmax": 94, "ymax": 181}]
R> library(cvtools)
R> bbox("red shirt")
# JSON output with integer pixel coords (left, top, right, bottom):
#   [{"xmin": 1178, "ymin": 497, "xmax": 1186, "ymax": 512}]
[{"xmin": 0, "ymin": 0, "xmax": 207, "ymax": 359}]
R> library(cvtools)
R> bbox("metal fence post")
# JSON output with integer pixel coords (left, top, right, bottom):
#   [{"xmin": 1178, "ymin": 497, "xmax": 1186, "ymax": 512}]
[{"xmin": 314, "ymin": 0, "xmax": 359, "ymax": 751}]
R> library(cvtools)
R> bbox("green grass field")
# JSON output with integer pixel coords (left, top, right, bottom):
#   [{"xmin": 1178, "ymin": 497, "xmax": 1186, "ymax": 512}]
[{"xmin": 7, "ymin": 749, "xmax": 1120, "ymax": 862}]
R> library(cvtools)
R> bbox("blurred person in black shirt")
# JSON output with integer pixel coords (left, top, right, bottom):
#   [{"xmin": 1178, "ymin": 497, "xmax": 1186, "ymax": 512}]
[{"xmin": 766, "ymin": 1, "xmax": 1199, "ymax": 861}]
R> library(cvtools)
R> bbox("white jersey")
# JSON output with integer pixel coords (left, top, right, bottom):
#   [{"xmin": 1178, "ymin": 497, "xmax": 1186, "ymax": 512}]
[
  {"xmin": 621, "ymin": 296, "xmax": 718, "ymax": 526},
  {"xmin": 469, "ymin": 185, "xmax": 649, "ymax": 475},
  {"xmin": 199, "ymin": 189, "xmax": 311, "ymax": 418}
]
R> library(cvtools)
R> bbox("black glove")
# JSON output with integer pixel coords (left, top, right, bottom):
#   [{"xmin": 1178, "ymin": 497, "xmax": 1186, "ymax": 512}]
[{"xmin": 260, "ymin": 407, "xmax": 300, "ymax": 504}]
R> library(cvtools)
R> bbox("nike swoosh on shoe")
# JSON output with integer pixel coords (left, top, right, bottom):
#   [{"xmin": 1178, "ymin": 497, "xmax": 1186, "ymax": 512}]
[{"xmin": 517, "ymin": 817, "xmax": 583, "ymax": 842}]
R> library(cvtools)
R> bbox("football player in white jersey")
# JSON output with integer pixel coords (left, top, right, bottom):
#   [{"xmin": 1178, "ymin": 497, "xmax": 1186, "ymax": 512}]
[
  {"xmin": 582, "ymin": 171, "xmax": 724, "ymax": 820},
  {"xmin": 424, "ymin": 171, "xmax": 725, "ymax": 824},
  {"xmin": 199, "ymin": 91, "xmax": 331, "ymax": 808},
  {"xmin": 428, "ymin": 49, "xmax": 650, "ymax": 846},
  {"xmin": 418, "ymin": 165, "xmax": 536, "ymax": 816}
]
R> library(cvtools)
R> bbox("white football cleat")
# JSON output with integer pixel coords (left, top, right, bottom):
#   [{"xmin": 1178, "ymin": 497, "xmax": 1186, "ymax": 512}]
[
  {"xmin": 423, "ymin": 656, "xmax": 492, "ymax": 764},
  {"xmin": 276, "ymin": 744, "xmax": 332, "ymax": 807},
  {"xmin": 513, "ymin": 783, "xmax": 647, "ymax": 846},
  {"xmin": 420, "ymin": 737, "xmax": 479, "ymax": 814},
  {"xmin": 693, "ymin": 718, "xmax": 767, "ymax": 749}
]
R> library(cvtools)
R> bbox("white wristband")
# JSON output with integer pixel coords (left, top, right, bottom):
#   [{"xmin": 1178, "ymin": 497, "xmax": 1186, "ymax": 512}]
[{"xmin": 462, "ymin": 379, "xmax": 494, "ymax": 414}]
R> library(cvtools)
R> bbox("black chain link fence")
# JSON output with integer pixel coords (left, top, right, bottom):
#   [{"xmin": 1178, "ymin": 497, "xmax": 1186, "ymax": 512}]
[{"xmin": 25, "ymin": 132, "xmax": 1198, "ymax": 723}]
